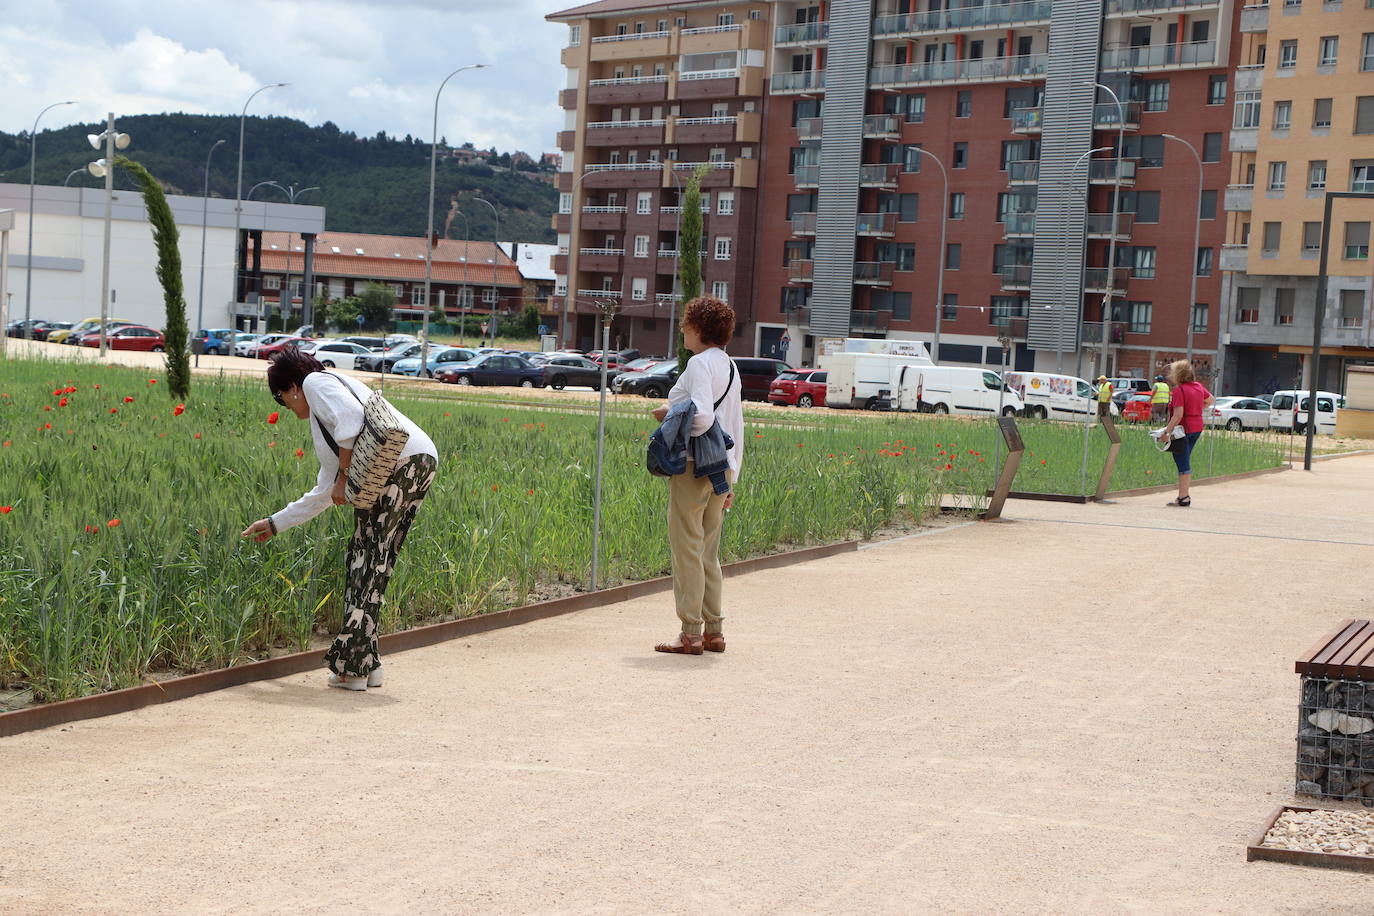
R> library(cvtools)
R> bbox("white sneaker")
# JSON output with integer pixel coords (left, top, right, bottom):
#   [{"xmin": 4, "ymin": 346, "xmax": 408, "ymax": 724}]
[
  {"xmin": 327, "ymin": 673, "xmax": 367, "ymax": 691},
  {"xmin": 367, "ymin": 665, "xmax": 384, "ymax": 688}
]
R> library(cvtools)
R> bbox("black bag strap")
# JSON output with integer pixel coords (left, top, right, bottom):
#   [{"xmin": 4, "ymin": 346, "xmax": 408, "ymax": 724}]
[
  {"xmin": 312, "ymin": 371, "xmax": 364, "ymax": 456},
  {"xmin": 713, "ymin": 361, "xmax": 736, "ymax": 412}
]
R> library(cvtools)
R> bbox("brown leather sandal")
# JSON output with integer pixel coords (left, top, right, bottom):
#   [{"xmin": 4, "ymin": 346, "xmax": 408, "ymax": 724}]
[
  {"xmin": 703, "ymin": 633, "xmax": 726, "ymax": 653},
  {"xmin": 654, "ymin": 633, "xmax": 704, "ymax": 655}
]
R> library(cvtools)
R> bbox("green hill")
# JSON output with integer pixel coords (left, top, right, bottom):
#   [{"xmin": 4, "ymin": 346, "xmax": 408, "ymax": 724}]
[{"xmin": 0, "ymin": 113, "xmax": 558, "ymax": 244}]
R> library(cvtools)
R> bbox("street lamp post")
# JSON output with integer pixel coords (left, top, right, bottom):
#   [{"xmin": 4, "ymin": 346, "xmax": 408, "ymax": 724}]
[
  {"xmin": 263, "ymin": 182, "xmax": 319, "ymax": 329},
  {"xmin": 235, "ymin": 83, "xmax": 287, "ymax": 330},
  {"xmin": 912, "ymin": 147, "xmax": 950, "ymax": 364},
  {"xmin": 473, "ymin": 197, "xmax": 500, "ymax": 344},
  {"xmin": 665, "ymin": 168, "xmax": 686, "ymax": 358},
  {"xmin": 453, "ymin": 208, "xmax": 470, "ymax": 346},
  {"xmin": 63, "ymin": 168, "xmax": 85, "ymax": 186},
  {"xmin": 86, "ymin": 114, "xmax": 130, "ymax": 355},
  {"xmin": 1068, "ymin": 146, "xmax": 1112, "ymax": 376},
  {"xmin": 1077, "ymin": 80, "xmax": 1126, "ymax": 379},
  {"xmin": 562, "ymin": 169, "xmax": 597, "ymax": 350},
  {"xmin": 24, "ymin": 100, "xmax": 76, "ymax": 339},
  {"xmin": 195, "ymin": 139, "xmax": 226, "ymax": 368},
  {"xmin": 423, "ymin": 64, "xmax": 488, "ymax": 374},
  {"xmin": 1163, "ymin": 133, "xmax": 1202, "ymax": 367}
]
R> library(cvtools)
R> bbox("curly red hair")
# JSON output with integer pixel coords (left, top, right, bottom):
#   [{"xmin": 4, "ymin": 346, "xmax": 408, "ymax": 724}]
[{"xmin": 683, "ymin": 296, "xmax": 735, "ymax": 347}]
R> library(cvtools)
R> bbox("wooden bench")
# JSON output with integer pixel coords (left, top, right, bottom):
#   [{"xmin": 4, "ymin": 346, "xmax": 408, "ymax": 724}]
[{"xmin": 1296, "ymin": 619, "xmax": 1374, "ymax": 679}]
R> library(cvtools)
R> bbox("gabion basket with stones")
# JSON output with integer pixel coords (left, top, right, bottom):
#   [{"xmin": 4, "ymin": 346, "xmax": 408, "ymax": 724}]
[{"xmin": 1297, "ymin": 676, "xmax": 1374, "ymax": 804}]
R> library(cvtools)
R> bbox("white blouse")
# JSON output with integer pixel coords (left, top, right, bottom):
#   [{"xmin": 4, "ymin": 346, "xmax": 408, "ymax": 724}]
[{"xmin": 666, "ymin": 347, "xmax": 744, "ymax": 479}]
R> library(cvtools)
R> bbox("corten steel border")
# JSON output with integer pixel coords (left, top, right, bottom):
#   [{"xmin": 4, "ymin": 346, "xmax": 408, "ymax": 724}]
[
  {"xmin": 988, "ymin": 461, "xmax": 1290, "ymax": 503},
  {"xmin": 1246, "ymin": 805, "xmax": 1374, "ymax": 874},
  {"xmin": 0, "ymin": 539, "xmax": 858, "ymax": 739},
  {"xmin": 983, "ymin": 415, "xmax": 1026, "ymax": 521},
  {"xmin": 1093, "ymin": 414, "xmax": 1122, "ymax": 502}
]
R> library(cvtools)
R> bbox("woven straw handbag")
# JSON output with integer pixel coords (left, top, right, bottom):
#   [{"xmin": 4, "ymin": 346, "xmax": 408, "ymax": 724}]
[{"xmin": 315, "ymin": 374, "xmax": 410, "ymax": 510}]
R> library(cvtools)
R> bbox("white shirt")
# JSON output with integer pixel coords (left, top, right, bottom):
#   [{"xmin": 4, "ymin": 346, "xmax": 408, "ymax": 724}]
[
  {"xmin": 666, "ymin": 347, "xmax": 744, "ymax": 480},
  {"xmin": 271, "ymin": 371, "xmax": 437, "ymax": 532}
]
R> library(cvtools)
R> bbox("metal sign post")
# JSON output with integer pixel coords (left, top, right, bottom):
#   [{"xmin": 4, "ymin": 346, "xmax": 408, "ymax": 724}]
[
  {"xmin": 1093, "ymin": 413, "xmax": 1123, "ymax": 502},
  {"xmin": 984, "ymin": 416, "xmax": 1025, "ymax": 521}
]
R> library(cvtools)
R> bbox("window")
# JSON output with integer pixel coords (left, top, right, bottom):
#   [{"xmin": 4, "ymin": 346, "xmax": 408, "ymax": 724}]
[
  {"xmin": 1314, "ymin": 97, "xmax": 1333, "ymax": 129},
  {"xmin": 1144, "ymin": 79, "xmax": 1169, "ymax": 112},
  {"xmin": 1363, "ymin": 33, "xmax": 1374, "ymax": 71},
  {"xmin": 1274, "ymin": 100, "xmax": 1292, "ymax": 130},
  {"xmin": 1268, "ymin": 161, "xmax": 1287, "ymax": 191},
  {"xmin": 712, "ymin": 281, "xmax": 729, "ymax": 302},
  {"xmin": 412, "ymin": 285, "xmax": 427, "ymax": 307},
  {"xmin": 1308, "ymin": 161, "xmax": 1327, "ymax": 191},
  {"xmin": 1353, "ymin": 160, "xmax": 1374, "ymax": 193},
  {"xmin": 633, "ymin": 235, "xmax": 649, "ymax": 258},
  {"xmin": 1128, "ymin": 301, "xmax": 1152, "ymax": 334},
  {"xmin": 1236, "ymin": 288, "xmax": 1260, "ymax": 324},
  {"xmin": 559, "ymin": 193, "xmax": 572, "ymax": 214},
  {"xmin": 949, "ymin": 193, "xmax": 965, "ymax": 220},
  {"xmin": 1139, "ymin": 135, "xmax": 1164, "ymax": 168},
  {"xmin": 878, "ymin": 242, "xmax": 916, "ymax": 272},
  {"xmin": 482, "ymin": 287, "xmax": 498, "ymax": 304},
  {"xmin": 1303, "ymin": 221, "xmax": 1323, "ymax": 253},
  {"xmin": 956, "ymin": 90, "xmax": 972, "ymax": 118},
  {"xmin": 1276, "ymin": 288, "xmax": 1296, "ymax": 325},
  {"xmin": 636, "ymin": 192, "xmax": 652, "ymax": 214},
  {"xmin": 1207, "ymin": 74, "xmax": 1227, "ymax": 105},
  {"xmin": 1262, "ymin": 221, "xmax": 1282, "ymax": 255},
  {"xmin": 714, "ymin": 236, "xmax": 732, "ymax": 260},
  {"xmin": 952, "ymin": 142, "xmax": 968, "ymax": 169},
  {"xmin": 1318, "ymin": 36, "xmax": 1338, "ymax": 68},
  {"xmin": 1192, "ymin": 303, "xmax": 1209, "ymax": 333},
  {"xmin": 1196, "ymin": 247, "xmax": 1213, "ymax": 278},
  {"xmin": 1358, "ymin": 97, "xmax": 1374, "ymax": 134},
  {"xmin": 1132, "ymin": 246, "xmax": 1157, "ymax": 279},
  {"xmin": 631, "ymin": 277, "xmax": 647, "ymax": 301},
  {"xmin": 907, "ymin": 93, "xmax": 926, "ymax": 123},
  {"xmin": 569, "ymin": 25, "xmax": 582, "ymax": 46},
  {"xmin": 1234, "ymin": 91, "xmax": 1261, "ymax": 128},
  {"xmin": 1346, "ymin": 222, "xmax": 1371, "ymax": 259},
  {"xmin": 1200, "ymin": 190, "xmax": 1217, "ymax": 220},
  {"xmin": 717, "ymin": 191, "xmax": 734, "ymax": 215},
  {"xmin": 1132, "ymin": 191, "xmax": 1161, "ymax": 224},
  {"xmin": 1202, "ymin": 132, "xmax": 1222, "ymax": 162},
  {"xmin": 945, "ymin": 243, "xmax": 961, "ymax": 270},
  {"xmin": 1278, "ymin": 39, "xmax": 1297, "ymax": 69},
  {"xmin": 264, "ymin": 275, "xmax": 281, "ymax": 291},
  {"xmin": 717, "ymin": 12, "xmax": 734, "ymax": 25},
  {"xmin": 1342, "ymin": 289, "xmax": 1366, "ymax": 328},
  {"xmin": 942, "ymin": 294, "xmax": 958, "ymax": 321},
  {"xmin": 901, "ymin": 144, "xmax": 923, "ymax": 172},
  {"xmin": 990, "ymin": 297, "xmax": 1027, "ymax": 327}
]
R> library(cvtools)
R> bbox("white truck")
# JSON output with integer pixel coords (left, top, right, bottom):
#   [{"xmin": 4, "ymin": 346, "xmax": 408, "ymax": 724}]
[
  {"xmin": 893, "ymin": 365, "xmax": 1024, "ymax": 417},
  {"xmin": 823, "ymin": 350, "xmax": 933, "ymax": 410},
  {"xmin": 1004, "ymin": 372, "xmax": 1105, "ymax": 420}
]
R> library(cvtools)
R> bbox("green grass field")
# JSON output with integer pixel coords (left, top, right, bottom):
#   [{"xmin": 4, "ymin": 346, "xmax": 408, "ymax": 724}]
[{"xmin": 0, "ymin": 358, "xmax": 1284, "ymax": 701}]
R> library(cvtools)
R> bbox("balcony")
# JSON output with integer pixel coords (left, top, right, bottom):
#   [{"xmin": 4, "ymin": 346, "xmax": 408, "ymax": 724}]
[
  {"xmin": 1240, "ymin": 3, "xmax": 1269, "ymax": 32},
  {"xmin": 862, "ymin": 114, "xmax": 903, "ymax": 139},
  {"xmin": 578, "ymin": 247, "xmax": 624, "ymax": 272},
  {"xmin": 586, "ymin": 75, "xmax": 669, "ymax": 105},
  {"xmin": 576, "ymin": 288, "xmax": 622, "ymax": 300},
  {"xmin": 796, "ymin": 117, "xmax": 824, "ymax": 142},
  {"xmin": 581, "ymin": 161, "xmax": 666, "ymax": 189},
  {"xmin": 584, "ymin": 119, "xmax": 666, "ymax": 147},
  {"xmin": 1100, "ymin": 40, "xmax": 1217, "ymax": 72},
  {"xmin": 1081, "ymin": 321, "xmax": 1128, "ymax": 345},
  {"xmin": 794, "ymin": 165, "xmax": 820, "ymax": 188},
  {"xmin": 1234, "ymin": 64, "xmax": 1264, "ymax": 92},
  {"xmin": 870, "ymin": 53, "xmax": 1046, "ymax": 87},
  {"xmin": 1004, "ymin": 214, "xmax": 1036, "ymax": 237},
  {"xmin": 580, "ymin": 207, "xmax": 625, "ymax": 230},
  {"xmin": 670, "ymin": 115, "xmax": 739, "ymax": 145},
  {"xmin": 859, "ymin": 163, "xmax": 900, "ymax": 188},
  {"xmin": 656, "ymin": 249, "xmax": 679, "ymax": 259},
  {"xmin": 1087, "ymin": 159, "xmax": 1136, "ymax": 186},
  {"xmin": 1229, "ymin": 127, "xmax": 1258, "ymax": 153},
  {"xmin": 854, "ymin": 262, "xmax": 894, "ymax": 286},
  {"xmin": 873, "ymin": 1, "xmax": 1052, "ymax": 37},
  {"xmin": 1094, "ymin": 102, "xmax": 1142, "ymax": 130},
  {"xmin": 1220, "ymin": 244, "xmax": 1249, "ymax": 273},
  {"xmin": 774, "ymin": 20, "xmax": 828, "ymax": 45},
  {"xmin": 1106, "ymin": 0, "xmax": 1220, "ymax": 11},
  {"xmin": 1008, "ymin": 160, "xmax": 1040, "ymax": 184},
  {"xmin": 851, "ymin": 310, "xmax": 892, "ymax": 332},
  {"xmin": 1083, "ymin": 267, "xmax": 1129, "ymax": 295},
  {"xmin": 589, "ymin": 30, "xmax": 671, "ymax": 63},
  {"xmin": 791, "ymin": 212, "xmax": 817, "ymax": 236},
  {"xmin": 856, "ymin": 212, "xmax": 898, "ymax": 237},
  {"xmin": 1224, "ymin": 184, "xmax": 1254, "ymax": 212},
  {"xmin": 1000, "ymin": 265, "xmax": 1032, "ymax": 290},
  {"xmin": 668, "ymin": 159, "xmax": 752, "ymax": 189},
  {"xmin": 788, "ymin": 259, "xmax": 814, "ymax": 283},
  {"xmin": 772, "ymin": 70, "xmax": 825, "ymax": 93},
  {"xmin": 1010, "ymin": 108, "xmax": 1042, "ymax": 134},
  {"xmin": 1085, "ymin": 213, "xmax": 1134, "ymax": 239},
  {"xmin": 558, "ymin": 88, "xmax": 577, "ymax": 109}
]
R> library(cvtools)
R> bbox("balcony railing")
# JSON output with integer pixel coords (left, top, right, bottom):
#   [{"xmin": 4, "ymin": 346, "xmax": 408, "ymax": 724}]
[
  {"xmin": 656, "ymin": 293, "xmax": 677, "ymax": 303},
  {"xmin": 772, "ymin": 70, "xmax": 826, "ymax": 92},
  {"xmin": 1094, "ymin": 101, "xmax": 1142, "ymax": 128},
  {"xmin": 1101, "ymin": 40, "xmax": 1216, "ymax": 71},
  {"xmin": 856, "ymin": 212, "xmax": 898, "ymax": 236},
  {"xmin": 1081, "ymin": 321, "xmax": 1127, "ymax": 345},
  {"xmin": 794, "ymin": 165, "xmax": 820, "ymax": 187},
  {"xmin": 1105, "ymin": 0, "xmax": 1220, "ymax": 11},
  {"xmin": 676, "ymin": 116, "xmax": 737, "ymax": 126},
  {"xmin": 854, "ymin": 261, "xmax": 894, "ymax": 285},
  {"xmin": 1010, "ymin": 108, "xmax": 1043, "ymax": 132},
  {"xmin": 671, "ymin": 160, "xmax": 734, "ymax": 171},
  {"xmin": 859, "ymin": 163, "xmax": 900, "ymax": 187},
  {"xmin": 582, "ymin": 205, "xmax": 628, "ymax": 213},
  {"xmin": 656, "ymin": 249, "xmax": 679, "ymax": 259},
  {"xmin": 1087, "ymin": 159, "xmax": 1137, "ymax": 184},
  {"xmin": 871, "ymin": 53, "xmax": 1046, "ymax": 86},
  {"xmin": 1240, "ymin": 3, "xmax": 1269, "ymax": 31},
  {"xmin": 579, "ymin": 248, "xmax": 625, "ymax": 257},
  {"xmin": 791, "ymin": 212, "xmax": 817, "ymax": 235},
  {"xmin": 682, "ymin": 24, "xmax": 742, "ymax": 35},
  {"xmin": 796, "ymin": 117, "xmax": 824, "ymax": 140},
  {"xmin": 1004, "ymin": 213, "xmax": 1036, "ymax": 235},
  {"xmin": 587, "ymin": 75, "xmax": 669, "ymax": 87},
  {"xmin": 1084, "ymin": 267, "xmax": 1130, "ymax": 293},
  {"xmin": 591, "ymin": 29, "xmax": 670, "ymax": 43},
  {"xmin": 1008, "ymin": 160, "xmax": 1040, "ymax": 183},
  {"xmin": 577, "ymin": 289, "xmax": 622, "ymax": 299},
  {"xmin": 788, "ymin": 259, "xmax": 814, "ymax": 283},
  {"xmin": 775, "ymin": 21, "xmax": 828, "ymax": 44},
  {"xmin": 583, "ymin": 162, "xmax": 663, "ymax": 172},
  {"xmin": 681, "ymin": 68, "xmax": 739, "ymax": 81},
  {"xmin": 586, "ymin": 119, "xmax": 666, "ymax": 130},
  {"xmin": 873, "ymin": 1, "xmax": 1052, "ymax": 35},
  {"xmin": 1000, "ymin": 265, "xmax": 1033, "ymax": 289},
  {"xmin": 1085, "ymin": 213, "xmax": 1134, "ymax": 237},
  {"xmin": 851, "ymin": 310, "xmax": 892, "ymax": 332},
  {"xmin": 862, "ymin": 114, "xmax": 903, "ymax": 138}
]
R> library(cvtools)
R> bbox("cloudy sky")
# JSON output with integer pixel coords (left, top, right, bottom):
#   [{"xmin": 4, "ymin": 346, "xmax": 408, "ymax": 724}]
[{"xmin": 0, "ymin": 0, "xmax": 574, "ymax": 154}]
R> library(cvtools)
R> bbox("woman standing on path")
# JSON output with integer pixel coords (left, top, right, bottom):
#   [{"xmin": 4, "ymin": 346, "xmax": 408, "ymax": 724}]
[
  {"xmin": 241, "ymin": 347, "xmax": 438, "ymax": 690},
  {"xmin": 652, "ymin": 297, "xmax": 744, "ymax": 656},
  {"xmin": 1158, "ymin": 359, "xmax": 1214, "ymax": 508}
]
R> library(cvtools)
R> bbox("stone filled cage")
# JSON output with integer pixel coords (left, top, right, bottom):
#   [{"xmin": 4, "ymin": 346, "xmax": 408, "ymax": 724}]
[{"xmin": 1297, "ymin": 676, "xmax": 1374, "ymax": 804}]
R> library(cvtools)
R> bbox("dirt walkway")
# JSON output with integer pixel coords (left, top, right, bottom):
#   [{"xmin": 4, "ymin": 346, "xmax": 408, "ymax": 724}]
[{"xmin": 5, "ymin": 430, "xmax": 1374, "ymax": 914}]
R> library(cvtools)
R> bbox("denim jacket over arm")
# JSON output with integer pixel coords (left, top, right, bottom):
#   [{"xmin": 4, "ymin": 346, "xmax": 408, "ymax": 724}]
[{"xmin": 647, "ymin": 399, "xmax": 696, "ymax": 478}]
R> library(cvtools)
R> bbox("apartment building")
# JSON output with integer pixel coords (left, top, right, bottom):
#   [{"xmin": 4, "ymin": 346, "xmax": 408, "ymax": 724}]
[
  {"xmin": 548, "ymin": 0, "xmax": 772, "ymax": 354},
  {"xmin": 1218, "ymin": 0, "xmax": 1374, "ymax": 395}
]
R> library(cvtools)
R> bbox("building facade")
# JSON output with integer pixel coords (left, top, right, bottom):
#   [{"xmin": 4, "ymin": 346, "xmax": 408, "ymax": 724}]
[{"xmin": 1218, "ymin": 0, "xmax": 1374, "ymax": 395}]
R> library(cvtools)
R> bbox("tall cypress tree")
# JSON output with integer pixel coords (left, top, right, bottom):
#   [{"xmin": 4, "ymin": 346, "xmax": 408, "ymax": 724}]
[
  {"xmin": 116, "ymin": 156, "xmax": 191, "ymax": 399},
  {"xmin": 676, "ymin": 164, "xmax": 710, "ymax": 371}
]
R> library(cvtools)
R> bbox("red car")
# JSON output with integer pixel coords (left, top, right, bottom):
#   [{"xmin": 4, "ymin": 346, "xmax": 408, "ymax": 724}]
[
  {"xmin": 1120, "ymin": 393, "xmax": 1154, "ymax": 423},
  {"xmin": 81, "ymin": 325, "xmax": 165, "ymax": 352},
  {"xmin": 768, "ymin": 368, "xmax": 828, "ymax": 408},
  {"xmin": 255, "ymin": 336, "xmax": 306, "ymax": 359}
]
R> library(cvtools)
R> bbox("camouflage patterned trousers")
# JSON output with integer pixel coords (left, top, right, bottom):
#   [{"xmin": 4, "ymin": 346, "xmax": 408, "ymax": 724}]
[{"xmin": 325, "ymin": 454, "xmax": 437, "ymax": 677}]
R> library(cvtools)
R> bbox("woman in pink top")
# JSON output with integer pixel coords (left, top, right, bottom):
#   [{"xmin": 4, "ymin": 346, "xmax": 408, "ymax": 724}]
[{"xmin": 1159, "ymin": 359, "xmax": 1214, "ymax": 507}]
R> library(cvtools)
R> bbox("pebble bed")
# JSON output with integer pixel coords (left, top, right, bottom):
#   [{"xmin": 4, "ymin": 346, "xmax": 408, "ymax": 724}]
[{"xmin": 1261, "ymin": 808, "xmax": 1374, "ymax": 856}]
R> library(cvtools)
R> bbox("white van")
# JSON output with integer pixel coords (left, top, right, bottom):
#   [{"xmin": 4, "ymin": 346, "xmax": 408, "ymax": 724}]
[
  {"xmin": 1004, "ymin": 372, "xmax": 1104, "ymax": 420},
  {"xmin": 893, "ymin": 365, "xmax": 1024, "ymax": 417},
  {"xmin": 823, "ymin": 351, "xmax": 933, "ymax": 410},
  {"xmin": 1268, "ymin": 389, "xmax": 1345, "ymax": 434}
]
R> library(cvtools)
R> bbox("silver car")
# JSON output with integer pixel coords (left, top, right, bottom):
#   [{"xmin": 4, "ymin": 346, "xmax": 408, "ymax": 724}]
[{"xmin": 1205, "ymin": 396, "xmax": 1272, "ymax": 431}]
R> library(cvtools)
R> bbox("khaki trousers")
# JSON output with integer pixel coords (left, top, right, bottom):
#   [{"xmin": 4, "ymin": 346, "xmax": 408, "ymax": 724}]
[{"xmin": 667, "ymin": 465, "xmax": 731, "ymax": 637}]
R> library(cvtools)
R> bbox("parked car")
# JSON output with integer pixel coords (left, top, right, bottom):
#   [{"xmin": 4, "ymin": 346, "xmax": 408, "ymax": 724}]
[
  {"xmin": 310, "ymin": 340, "xmax": 375, "ymax": 370},
  {"xmin": 823, "ymin": 351, "xmax": 934, "ymax": 410},
  {"xmin": 384, "ymin": 334, "xmax": 419, "ymax": 348},
  {"xmin": 543, "ymin": 355, "xmax": 606, "ymax": 390},
  {"xmin": 290, "ymin": 325, "xmax": 315, "ymax": 339},
  {"xmin": 435, "ymin": 353, "xmax": 543, "ymax": 387},
  {"xmin": 1108, "ymin": 377, "xmax": 1152, "ymax": 397},
  {"xmin": 1269, "ymin": 390, "xmax": 1345, "ymax": 435},
  {"xmin": 70, "ymin": 321, "xmax": 138, "ymax": 346},
  {"xmin": 1205, "ymin": 396, "xmax": 1272, "ymax": 431},
  {"xmin": 610, "ymin": 357, "xmax": 661, "ymax": 384},
  {"xmin": 339, "ymin": 336, "xmax": 389, "ymax": 352},
  {"xmin": 6, "ymin": 319, "xmax": 51, "ymax": 338},
  {"xmin": 254, "ymin": 336, "xmax": 306, "ymax": 359},
  {"xmin": 734, "ymin": 357, "xmax": 794, "ymax": 401},
  {"xmin": 893, "ymin": 365, "xmax": 1024, "ymax": 417},
  {"xmin": 82, "ymin": 324, "xmax": 165, "ymax": 351},
  {"xmin": 51, "ymin": 317, "xmax": 134, "ymax": 345},
  {"xmin": 35, "ymin": 321, "xmax": 73, "ymax": 341},
  {"xmin": 587, "ymin": 350, "xmax": 624, "ymax": 372},
  {"xmin": 1254, "ymin": 393, "xmax": 1274, "ymax": 405},
  {"xmin": 234, "ymin": 333, "xmax": 266, "ymax": 356},
  {"xmin": 768, "ymin": 369, "xmax": 828, "ymax": 408},
  {"xmin": 358, "ymin": 342, "xmax": 423, "ymax": 373},
  {"xmin": 616, "ymin": 359, "xmax": 681, "ymax": 398},
  {"xmin": 1120, "ymin": 393, "xmax": 1154, "ymax": 423},
  {"xmin": 192, "ymin": 328, "xmax": 237, "ymax": 355},
  {"xmin": 391, "ymin": 346, "xmax": 477, "ymax": 377}
]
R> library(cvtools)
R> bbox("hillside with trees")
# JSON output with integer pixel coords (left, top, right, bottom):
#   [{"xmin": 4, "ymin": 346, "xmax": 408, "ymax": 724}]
[{"xmin": 0, "ymin": 113, "xmax": 558, "ymax": 244}]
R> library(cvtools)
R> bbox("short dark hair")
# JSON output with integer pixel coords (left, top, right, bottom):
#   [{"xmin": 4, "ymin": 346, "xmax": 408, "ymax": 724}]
[
  {"xmin": 683, "ymin": 296, "xmax": 735, "ymax": 347},
  {"xmin": 266, "ymin": 345, "xmax": 325, "ymax": 395}
]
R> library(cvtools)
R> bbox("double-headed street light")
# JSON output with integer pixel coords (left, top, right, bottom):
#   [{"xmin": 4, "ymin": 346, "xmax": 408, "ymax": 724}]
[
  {"xmin": 87, "ymin": 115, "xmax": 131, "ymax": 355},
  {"xmin": 1163, "ymin": 133, "xmax": 1203, "ymax": 367},
  {"xmin": 1075, "ymin": 79, "xmax": 1126, "ymax": 378},
  {"xmin": 910, "ymin": 146, "xmax": 950, "ymax": 364},
  {"xmin": 234, "ymin": 83, "xmax": 288, "ymax": 326},
  {"xmin": 24, "ymin": 100, "xmax": 76, "ymax": 339}
]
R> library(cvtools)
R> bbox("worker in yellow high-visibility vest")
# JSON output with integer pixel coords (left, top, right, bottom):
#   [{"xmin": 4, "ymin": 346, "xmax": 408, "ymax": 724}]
[
  {"xmin": 1096, "ymin": 375, "xmax": 1112, "ymax": 418},
  {"xmin": 1151, "ymin": 374, "xmax": 1171, "ymax": 423}
]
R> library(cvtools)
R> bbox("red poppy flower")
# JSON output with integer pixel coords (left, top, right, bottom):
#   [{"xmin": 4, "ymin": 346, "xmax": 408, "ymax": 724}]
[
  {"xmin": 1040, "ymin": 459, "xmax": 1047, "ymax": 465},
  {"xmin": 52, "ymin": 389, "xmax": 62, "ymax": 397},
  {"xmin": 444, "ymin": 412, "xmax": 451, "ymax": 417},
  {"xmin": 58, "ymin": 398, "xmax": 68, "ymax": 407},
  {"xmin": 194, "ymin": 433, "xmax": 202, "ymax": 440},
  {"xmin": 502, "ymin": 418, "xmax": 509, "ymax": 423},
  {"xmin": 173, "ymin": 404, "xmax": 185, "ymax": 416},
  {"xmin": 148, "ymin": 379, "xmax": 157, "ymax": 385},
  {"xmin": 1, "ymin": 441, "xmax": 9, "ymax": 447},
  {"xmin": 267, "ymin": 411, "xmax": 279, "ymax": 424},
  {"xmin": 44, "ymin": 423, "xmax": 52, "ymax": 429},
  {"xmin": 44, "ymin": 405, "xmax": 52, "ymax": 412},
  {"xmin": 66, "ymin": 386, "xmax": 77, "ymax": 394},
  {"xmin": 527, "ymin": 489, "xmax": 534, "ymax": 495},
  {"xmin": 85, "ymin": 524, "xmax": 98, "ymax": 534},
  {"xmin": 944, "ymin": 463, "xmax": 953, "ymax": 470},
  {"xmin": 295, "ymin": 448, "xmax": 304, "ymax": 458},
  {"xmin": 0, "ymin": 506, "xmax": 11, "ymax": 515},
  {"xmin": 796, "ymin": 443, "xmax": 804, "ymax": 448},
  {"xmin": 107, "ymin": 518, "xmax": 120, "ymax": 528},
  {"xmin": 123, "ymin": 396, "xmax": 134, "ymax": 404},
  {"xmin": 491, "ymin": 484, "xmax": 499, "ymax": 491},
  {"xmin": 94, "ymin": 384, "xmax": 100, "ymax": 390},
  {"xmin": 109, "ymin": 408, "xmax": 117, "ymax": 414},
  {"xmin": 267, "ymin": 441, "xmax": 276, "ymax": 448}
]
